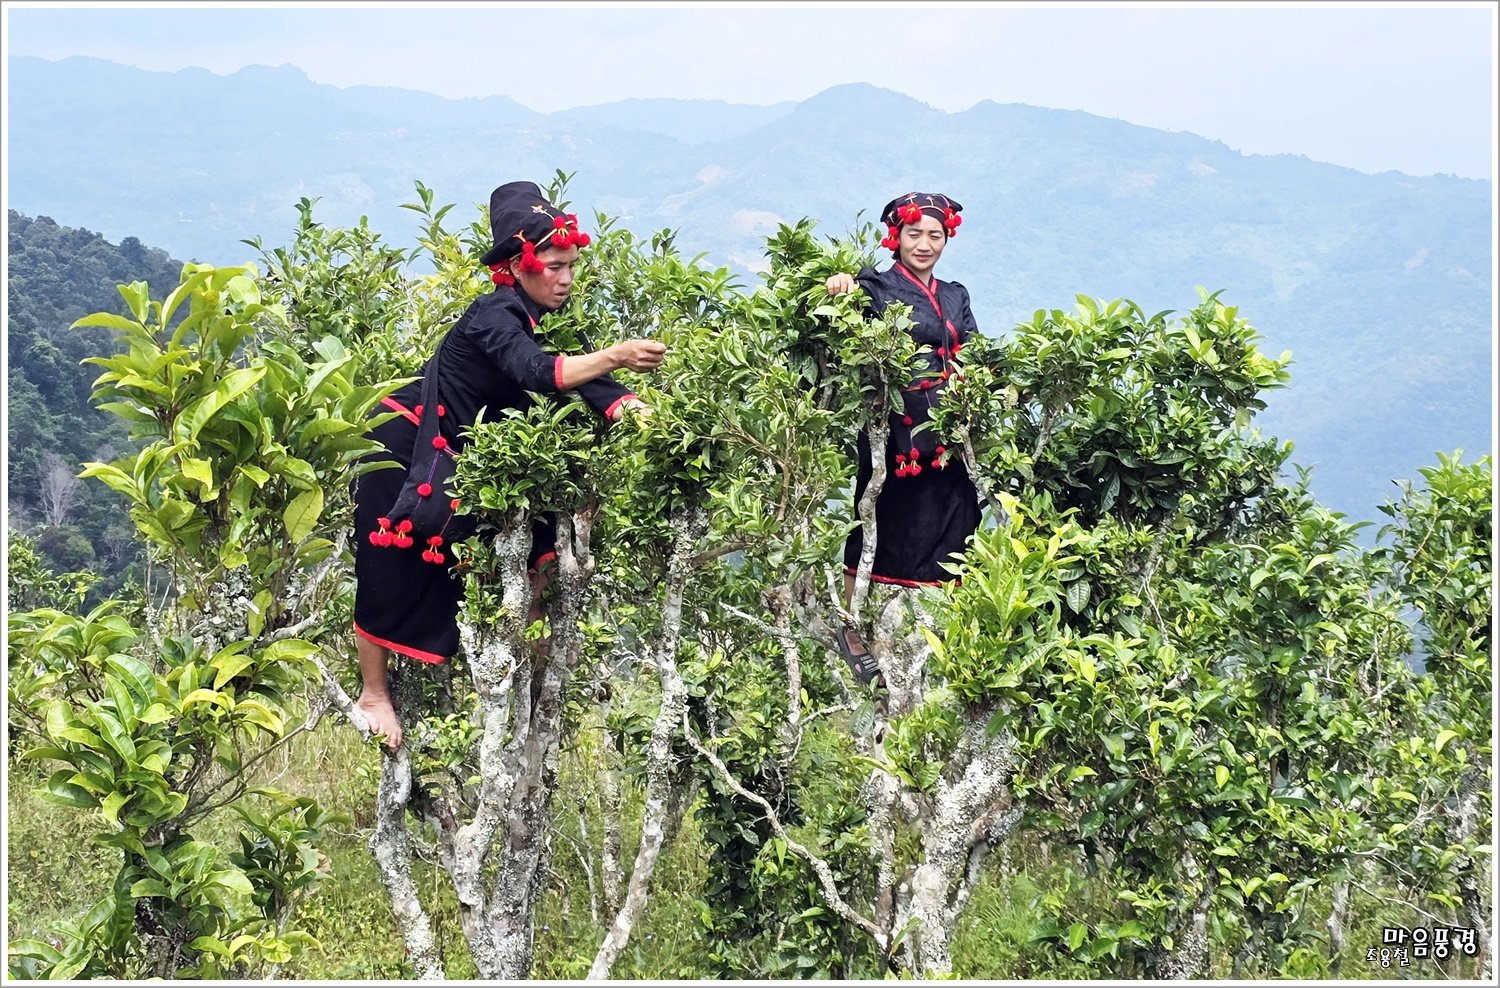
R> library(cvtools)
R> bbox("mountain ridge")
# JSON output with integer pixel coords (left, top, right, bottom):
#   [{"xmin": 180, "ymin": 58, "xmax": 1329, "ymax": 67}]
[{"xmin": 5, "ymin": 54, "xmax": 1492, "ymax": 527}]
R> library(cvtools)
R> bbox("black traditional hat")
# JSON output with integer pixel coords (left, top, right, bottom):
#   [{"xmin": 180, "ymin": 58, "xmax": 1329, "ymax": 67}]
[
  {"xmin": 878, "ymin": 191, "xmax": 963, "ymax": 252},
  {"xmin": 478, "ymin": 181, "xmax": 592, "ymax": 280}
]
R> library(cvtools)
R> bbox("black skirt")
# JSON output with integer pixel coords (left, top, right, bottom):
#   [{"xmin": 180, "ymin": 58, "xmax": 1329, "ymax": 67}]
[
  {"xmin": 842, "ymin": 429, "xmax": 981, "ymax": 587},
  {"xmin": 352, "ymin": 400, "xmax": 556, "ymax": 663}
]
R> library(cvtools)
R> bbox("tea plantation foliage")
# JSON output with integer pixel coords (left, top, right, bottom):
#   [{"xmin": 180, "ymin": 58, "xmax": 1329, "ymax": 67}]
[{"xmin": 6, "ymin": 180, "xmax": 1491, "ymax": 979}]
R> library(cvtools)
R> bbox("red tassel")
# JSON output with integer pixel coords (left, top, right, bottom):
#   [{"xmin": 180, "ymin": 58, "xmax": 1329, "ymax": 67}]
[
  {"xmin": 432, "ymin": 436, "xmax": 448, "ymax": 450},
  {"xmin": 417, "ymin": 483, "xmax": 432, "ymax": 497}
]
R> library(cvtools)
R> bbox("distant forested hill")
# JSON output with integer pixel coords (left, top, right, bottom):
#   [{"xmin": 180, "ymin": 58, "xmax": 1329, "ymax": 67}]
[
  {"xmin": 6, "ymin": 211, "xmax": 184, "ymax": 590},
  {"xmin": 5, "ymin": 55, "xmax": 1493, "ymax": 525}
]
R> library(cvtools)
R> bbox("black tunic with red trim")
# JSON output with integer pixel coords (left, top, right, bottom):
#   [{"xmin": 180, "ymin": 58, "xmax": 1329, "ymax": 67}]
[
  {"xmin": 842, "ymin": 262, "xmax": 983, "ymax": 586},
  {"xmin": 353, "ymin": 285, "xmax": 635, "ymax": 663}
]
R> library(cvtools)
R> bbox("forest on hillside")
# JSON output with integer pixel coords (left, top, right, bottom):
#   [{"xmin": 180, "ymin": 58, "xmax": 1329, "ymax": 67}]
[
  {"xmin": 7, "ymin": 211, "xmax": 184, "ymax": 600},
  {"xmin": 4, "ymin": 185, "xmax": 1491, "ymax": 980}
]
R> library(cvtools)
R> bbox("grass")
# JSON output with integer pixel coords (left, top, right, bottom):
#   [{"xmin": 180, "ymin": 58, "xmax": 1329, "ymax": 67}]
[{"xmin": 7, "ymin": 718, "xmax": 1489, "ymax": 981}]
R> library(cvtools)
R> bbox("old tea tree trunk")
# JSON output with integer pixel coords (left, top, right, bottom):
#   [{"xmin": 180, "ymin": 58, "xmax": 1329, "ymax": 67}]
[{"xmin": 321, "ymin": 509, "xmax": 595, "ymax": 978}]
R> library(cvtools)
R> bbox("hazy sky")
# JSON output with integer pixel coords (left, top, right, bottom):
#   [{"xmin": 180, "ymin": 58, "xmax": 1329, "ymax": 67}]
[{"xmin": 4, "ymin": 2, "xmax": 1496, "ymax": 179}]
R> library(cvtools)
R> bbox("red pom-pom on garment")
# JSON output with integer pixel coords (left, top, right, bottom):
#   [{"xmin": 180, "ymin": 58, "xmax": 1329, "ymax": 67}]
[
  {"xmin": 394, "ymin": 534, "xmax": 413, "ymax": 548},
  {"xmin": 428, "ymin": 536, "xmax": 444, "ymax": 547},
  {"xmin": 934, "ymin": 445, "xmax": 947, "ymax": 456},
  {"xmin": 936, "ymin": 347, "xmax": 947, "ymax": 357},
  {"xmin": 377, "ymin": 516, "xmax": 392, "ymax": 529},
  {"xmin": 397, "ymin": 519, "xmax": 413, "ymax": 533},
  {"xmin": 491, "ymin": 268, "xmax": 515, "ymax": 286},
  {"xmin": 432, "ymin": 436, "xmax": 448, "ymax": 450},
  {"xmin": 909, "ymin": 448, "xmax": 919, "ymax": 460},
  {"xmin": 902, "ymin": 415, "xmax": 914, "ymax": 426},
  {"xmin": 920, "ymin": 379, "xmax": 935, "ymax": 390},
  {"xmin": 421, "ymin": 549, "xmax": 435, "ymax": 564},
  {"xmin": 909, "ymin": 463, "xmax": 923, "ymax": 476},
  {"xmin": 414, "ymin": 405, "xmax": 424, "ymax": 417},
  {"xmin": 432, "ymin": 552, "xmax": 445, "ymax": 565},
  {"xmin": 368, "ymin": 530, "xmax": 384, "ymax": 547},
  {"xmin": 896, "ymin": 453, "xmax": 908, "ymax": 463},
  {"xmin": 437, "ymin": 405, "xmax": 446, "ymax": 417},
  {"xmin": 417, "ymin": 483, "xmax": 432, "ymax": 497}
]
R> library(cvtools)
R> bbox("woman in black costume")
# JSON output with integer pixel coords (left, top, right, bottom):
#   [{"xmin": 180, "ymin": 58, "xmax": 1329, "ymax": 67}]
[
  {"xmin": 826, "ymin": 192, "xmax": 983, "ymax": 684},
  {"xmin": 352, "ymin": 181, "xmax": 665, "ymax": 747}
]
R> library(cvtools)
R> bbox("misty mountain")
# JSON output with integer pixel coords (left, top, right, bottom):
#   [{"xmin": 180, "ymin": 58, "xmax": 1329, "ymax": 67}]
[{"xmin": 5, "ymin": 55, "xmax": 1492, "ymax": 525}]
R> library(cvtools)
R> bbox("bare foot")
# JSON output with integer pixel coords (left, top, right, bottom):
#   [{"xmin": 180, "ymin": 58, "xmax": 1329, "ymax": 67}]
[{"xmin": 356, "ymin": 692, "xmax": 403, "ymax": 750}]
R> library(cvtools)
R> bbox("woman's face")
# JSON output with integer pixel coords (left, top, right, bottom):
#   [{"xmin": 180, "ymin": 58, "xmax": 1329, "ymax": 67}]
[
  {"xmin": 898, "ymin": 213, "xmax": 947, "ymax": 279},
  {"xmin": 512, "ymin": 244, "xmax": 580, "ymax": 311}
]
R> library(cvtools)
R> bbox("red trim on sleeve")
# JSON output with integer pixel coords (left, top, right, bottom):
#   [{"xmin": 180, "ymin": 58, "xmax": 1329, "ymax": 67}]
[
  {"xmin": 554, "ymin": 355, "xmax": 566, "ymax": 391},
  {"xmin": 603, "ymin": 393, "xmax": 638, "ymax": 421},
  {"xmin": 354, "ymin": 622, "xmax": 447, "ymax": 664}
]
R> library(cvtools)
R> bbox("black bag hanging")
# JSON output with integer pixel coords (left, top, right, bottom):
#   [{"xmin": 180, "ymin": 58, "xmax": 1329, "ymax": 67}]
[{"xmin": 367, "ymin": 354, "xmax": 477, "ymax": 565}]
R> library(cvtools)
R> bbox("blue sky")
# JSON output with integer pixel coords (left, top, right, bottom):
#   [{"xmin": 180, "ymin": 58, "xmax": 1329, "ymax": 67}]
[{"xmin": 4, "ymin": 2, "xmax": 1496, "ymax": 179}]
